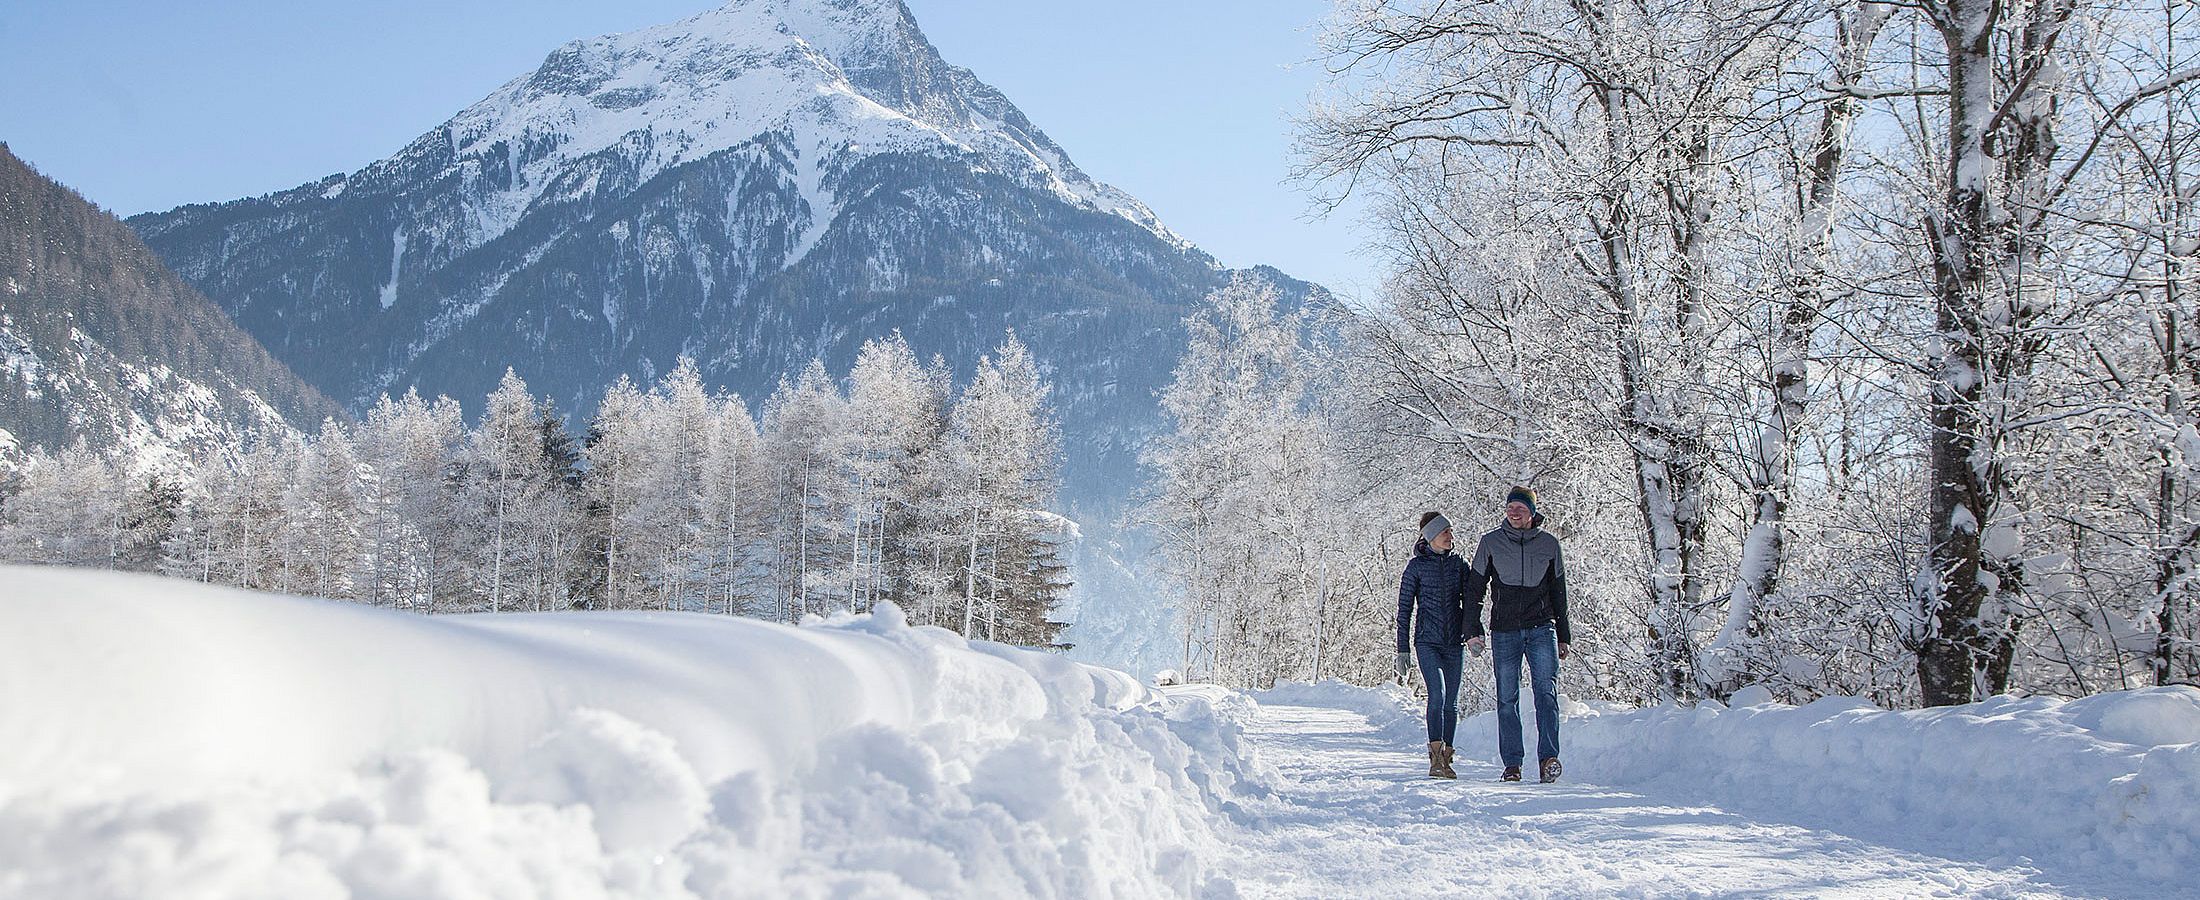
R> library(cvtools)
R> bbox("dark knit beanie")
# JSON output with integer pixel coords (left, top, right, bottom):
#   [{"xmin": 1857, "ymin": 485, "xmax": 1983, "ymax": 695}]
[{"xmin": 1506, "ymin": 486, "xmax": 1538, "ymax": 514}]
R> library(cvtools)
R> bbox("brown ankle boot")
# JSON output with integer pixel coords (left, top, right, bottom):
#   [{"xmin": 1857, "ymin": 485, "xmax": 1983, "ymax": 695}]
[
  {"xmin": 1428, "ymin": 741, "xmax": 1447, "ymax": 778},
  {"xmin": 1539, "ymin": 757, "xmax": 1563, "ymax": 784},
  {"xmin": 1435, "ymin": 742, "xmax": 1457, "ymax": 779}
]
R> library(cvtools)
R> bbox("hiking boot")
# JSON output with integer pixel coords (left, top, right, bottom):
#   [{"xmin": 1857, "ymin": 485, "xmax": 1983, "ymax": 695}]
[
  {"xmin": 1501, "ymin": 765, "xmax": 1522, "ymax": 782},
  {"xmin": 1434, "ymin": 742, "xmax": 1456, "ymax": 779},
  {"xmin": 1428, "ymin": 742, "xmax": 1452, "ymax": 778},
  {"xmin": 1539, "ymin": 757, "xmax": 1563, "ymax": 784}
]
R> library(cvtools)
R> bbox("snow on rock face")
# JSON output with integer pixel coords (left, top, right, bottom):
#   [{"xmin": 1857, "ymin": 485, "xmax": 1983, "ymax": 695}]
[
  {"xmin": 0, "ymin": 567, "xmax": 1264, "ymax": 897},
  {"xmin": 406, "ymin": 0, "xmax": 1178, "ymax": 261}
]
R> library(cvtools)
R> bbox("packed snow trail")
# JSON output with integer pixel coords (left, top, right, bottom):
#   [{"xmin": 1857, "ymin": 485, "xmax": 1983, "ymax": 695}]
[{"xmin": 1210, "ymin": 691, "xmax": 2103, "ymax": 898}]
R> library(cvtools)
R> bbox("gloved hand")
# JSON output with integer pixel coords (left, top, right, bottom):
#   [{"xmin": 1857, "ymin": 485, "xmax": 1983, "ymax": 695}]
[{"xmin": 1395, "ymin": 651, "xmax": 1414, "ymax": 680}]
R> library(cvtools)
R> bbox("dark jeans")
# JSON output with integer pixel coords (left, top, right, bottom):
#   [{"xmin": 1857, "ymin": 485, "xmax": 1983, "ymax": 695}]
[
  {"xmin": 1492, "ymin": 624, "xmax": 1561, "ymax": 766},
  {"xmin": 1415, "ymin": 642, "xmax": 1464, "ymax": 744}
]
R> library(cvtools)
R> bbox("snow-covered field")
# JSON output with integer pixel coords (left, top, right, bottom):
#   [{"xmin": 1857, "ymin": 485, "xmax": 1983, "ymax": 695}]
[
  {"xmin": 5, "ymin": 566, "xmax": 2196, "ymax": 898},
  {"xmin": 0, "ymin": 567, "xmax": 1263, "ymax": 898}
]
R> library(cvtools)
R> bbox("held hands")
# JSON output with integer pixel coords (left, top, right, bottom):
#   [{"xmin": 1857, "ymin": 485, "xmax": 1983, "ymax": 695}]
[{"xmin": 1466, "ymin": 636, "xmax": 1486, "ymax": 656}]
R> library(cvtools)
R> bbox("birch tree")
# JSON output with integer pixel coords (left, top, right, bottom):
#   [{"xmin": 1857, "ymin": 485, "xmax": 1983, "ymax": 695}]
[{"xmin": 1305, "ymin": 0, "xmax": 1815, "ymax": 699}]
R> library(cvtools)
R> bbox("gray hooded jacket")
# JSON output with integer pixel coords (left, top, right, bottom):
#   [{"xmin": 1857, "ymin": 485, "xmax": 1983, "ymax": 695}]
[{"xmin": 1469, "ymin": 518, "xmax": 1572, "ymax": 643}]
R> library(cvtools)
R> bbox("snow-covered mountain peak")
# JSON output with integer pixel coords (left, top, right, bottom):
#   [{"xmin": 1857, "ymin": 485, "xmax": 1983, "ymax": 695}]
[{"xmin": 393, "ymin": 0, "xmax": 1182, "ymax": 257}]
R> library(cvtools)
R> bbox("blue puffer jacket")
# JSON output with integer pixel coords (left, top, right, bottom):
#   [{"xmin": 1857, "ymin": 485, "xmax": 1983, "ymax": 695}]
[{"xmin": 1397, "ymin": 539, "xmax": 1482, "ymax": 651}]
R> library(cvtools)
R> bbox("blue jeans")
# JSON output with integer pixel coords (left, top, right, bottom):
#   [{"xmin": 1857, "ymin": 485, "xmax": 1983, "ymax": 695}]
[
  {"xmin": 1491, "ymin": 624, "xmax": 1561, "ymax": 766},
  {"xmin": 1415, "ymin": 642, "xmax": 1464, "ymax": 744}
]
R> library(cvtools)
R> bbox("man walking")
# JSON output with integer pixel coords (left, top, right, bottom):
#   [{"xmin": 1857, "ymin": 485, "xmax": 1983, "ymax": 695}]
[{"xmin": 1467, "ymin": 486, "xmax": 1573, "ymax": 783}]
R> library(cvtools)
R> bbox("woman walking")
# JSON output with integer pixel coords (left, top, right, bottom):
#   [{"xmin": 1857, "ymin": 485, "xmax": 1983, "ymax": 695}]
[{"xmin": 1395, "ymin": 511, "xmax": 1481, "ymax": 778}]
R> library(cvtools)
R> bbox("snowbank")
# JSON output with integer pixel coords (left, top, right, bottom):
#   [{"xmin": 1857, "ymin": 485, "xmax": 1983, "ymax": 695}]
[
  {"xmin": 1267, "ymin": 678, "xmax": 2199, "ymax": 890},
  {"xmin": 1535, "ymin": 689, "xmax": 2200, "ymax": 887},
  {"xmin": 0, "ymin": 567, "xmax": 1265, "ymax": 899}
]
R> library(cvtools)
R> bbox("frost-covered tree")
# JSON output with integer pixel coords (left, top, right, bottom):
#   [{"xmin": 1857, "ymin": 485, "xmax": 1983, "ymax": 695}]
[
  {"xmin": 276, "ymin": 419, "xmax": 368, "ymax": 600},
  {"xmin": 843, "ymin": 333, "xmax": 948, "ymax": 614},
  {"xmin": 1300, "ymin": 0, "xmax": 2200, "ymax": 706},
  {"xmin": 639, "ymin": 359, "xmax": 720, "ymax": 611},
  {"xmin": 583, "ymin": 375, "xmax": 653, "ymax": 610},
  {"xmin": 526, "ymin": 406, "xmax": 589, "ymax": 611},
  {"xmin": 359, "ymin": 390, "xmax": 470, "ymax": 613},
  {"xmin": 1707, "ymin": 1, "xmax": 1896, "ymax": 697},
  {"xmin": 1304, "ymin": 0, "xmax": 1820, "ymax": 700},
  {"xmin": 1142, "ymin": 276, "xmax": 1339, "ymax": 686},
  {"xmin": 697, "ymin": 388, "xmax": 762, "ymax": 615},
  {"xmin": 940, "ymin": 333, "xmax": 1068, "ymax": 645},
  {"xmin": 10, "ymin": 336, "xmax": 1070, "ymax": 646},
  {"xmin": 162, "ymin": 440, "xmax": 292, "ymax": 591},
  {"xmin": 466, "ymin": 369, "xmax": 583, "ymax": 612},
  {"xmin": 0, "ymin": 446, "xmax": 142, "ymax": 568},
  {"xmin": 758, "ymin": 360, "xmax": 852, "ymax": 621}
]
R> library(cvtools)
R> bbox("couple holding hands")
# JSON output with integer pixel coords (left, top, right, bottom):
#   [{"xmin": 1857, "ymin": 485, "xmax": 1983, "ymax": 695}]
[{"xmin": 1396, "ymin": 487, "xmax": 1572, "ymax": 783}]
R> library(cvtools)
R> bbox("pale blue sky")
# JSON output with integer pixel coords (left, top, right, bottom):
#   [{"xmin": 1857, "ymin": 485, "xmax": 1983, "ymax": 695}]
[{"xmin": 0, "ymin": 0, "xmax": 1377, "ymax": 297}]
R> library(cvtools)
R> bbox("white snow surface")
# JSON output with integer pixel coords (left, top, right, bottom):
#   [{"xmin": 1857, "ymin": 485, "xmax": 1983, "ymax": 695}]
[
  {"xmin": 0, "ymin": 567, "xmax": 1262, "ymax": 899},
  {"xmin": 1216, "ymin": 680, "xmax": 2196, "ymax": 897},
  {"xmin": 11, "ymin": 566, "xmax": 2197, "ymax": 898},
  {"xmin": 1535, "ymin": 689, "xmax": 2200, "ymax": 889}
]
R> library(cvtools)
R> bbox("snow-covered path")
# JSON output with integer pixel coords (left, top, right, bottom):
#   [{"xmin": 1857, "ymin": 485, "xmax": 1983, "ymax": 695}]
[{"xmin": 1217, "ymin": 698, "xmax": 2090, "ymax": 898}]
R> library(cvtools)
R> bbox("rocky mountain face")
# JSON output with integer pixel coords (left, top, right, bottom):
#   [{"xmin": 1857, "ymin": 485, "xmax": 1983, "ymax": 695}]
[
  {"xmin": 0, "ymin": 145, "xmax": 340, "ymax": 468},
  {"xmin": 127, "ymin": 0, "xmax": 1320, "ymax": 668}
]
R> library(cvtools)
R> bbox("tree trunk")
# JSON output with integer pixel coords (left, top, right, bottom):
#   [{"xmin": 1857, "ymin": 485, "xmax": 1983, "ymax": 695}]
[
  {"xmin": 1916, "ymin": 31, "xmax": 1995, "ymax": 706},
  {"xmin": 491, "ymin": 487, "xmax": 507, "ymax": 614},
  {"xmin": 1919, "ymin": 0, "xmax": 2078, "ymax": 703},
  {"xmin": 963, "ymin": 501, "xmax": 982, "ymax": 638},
  {"xmin": 2158, "ymin": 261, "xmax": 2199, "ymax": 684},
  {"xmin": 1713, "ymin": 4, "xmax": 1891, "ymax": 697},
  {"xmin": 1591, "ymin": 78, "xmax": 1699, "ymax": 703}
]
